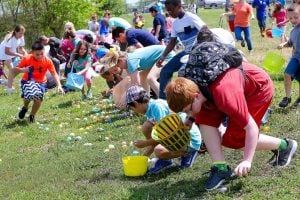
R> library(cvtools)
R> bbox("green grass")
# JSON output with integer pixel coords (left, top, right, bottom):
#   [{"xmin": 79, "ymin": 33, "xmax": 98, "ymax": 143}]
[{"xmin": 0, "ymin": 8, "xmax": 300, "ymax": 200}]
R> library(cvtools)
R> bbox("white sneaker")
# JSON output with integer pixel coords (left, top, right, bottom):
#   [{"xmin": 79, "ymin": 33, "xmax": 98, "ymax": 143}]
[
  {"xmin": 87, "ymin": 90, "xmax": 92, "ymax": 99},
  {"xmin": 7, "ymin": 87, "xmax": 15, "ymax": 95}
]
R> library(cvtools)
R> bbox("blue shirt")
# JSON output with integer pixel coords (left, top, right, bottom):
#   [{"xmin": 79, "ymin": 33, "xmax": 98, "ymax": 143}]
[
  {"xmin": 145, "ymin": 99, "xmax": 170, "ymax": 122},
  {"xmin": 153, "ymin": 13, "xmax": 167, "ymax": 39},
  {"xmin": 156, "ymin": 2, "xmax": 164, "ymax": 14},
  {"xmin": 126, "ymin": 29, "xmax": 159, "ymax": 47},
  {"xmin": 177, "ymin": 112, "xmax": 202, "ymax": 151},
  {"xmin": 252, "ymin": 0, "xmax": 270, "ymax": 20},
  {"xmin": 127, "ymin": 45, "xmax": 174, "ymax": 74},
  {"xmin": 99, "ymin": 18, "xmax": 109, "ymax": 35},
  {"xmin": 108, "ymin": 17, "xmax": 131, "ymax": 29}
]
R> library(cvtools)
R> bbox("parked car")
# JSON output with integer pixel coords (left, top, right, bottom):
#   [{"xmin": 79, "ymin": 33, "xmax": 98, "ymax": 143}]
[{"xmin": 204, "ymin": 0, "xmax": 226, "ymax": 9}]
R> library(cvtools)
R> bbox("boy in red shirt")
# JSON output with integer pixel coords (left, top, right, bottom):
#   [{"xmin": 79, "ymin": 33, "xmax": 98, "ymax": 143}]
[
  {"xmin": 165, "ymin": 42, "xmax": 297, "ymax": 191},
  {"xmin": 8, "ymin": 41, "xmax": 64, "ymax": 123}
]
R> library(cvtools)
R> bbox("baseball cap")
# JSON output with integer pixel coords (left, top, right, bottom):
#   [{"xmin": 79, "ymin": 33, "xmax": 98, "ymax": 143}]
[{"xmin": 126, "ymin": 85, "xmax": 148, "ymax": 104}]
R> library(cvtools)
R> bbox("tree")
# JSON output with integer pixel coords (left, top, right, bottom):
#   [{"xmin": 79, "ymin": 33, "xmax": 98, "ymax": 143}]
[{"xmin": 98, "ymin": 0, "xmax": 126, "ymax": 16}]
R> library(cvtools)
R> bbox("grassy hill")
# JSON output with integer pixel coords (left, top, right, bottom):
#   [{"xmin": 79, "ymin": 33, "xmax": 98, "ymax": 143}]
[{"xmin": 0, "ymin": 8, "xmax": 299, "ymax": 200}]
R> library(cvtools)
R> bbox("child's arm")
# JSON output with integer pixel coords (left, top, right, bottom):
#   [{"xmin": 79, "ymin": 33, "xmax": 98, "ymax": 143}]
[
  {"xmin": 277, "ymin": 41, "xmax": 290, "ymax": 49},
  {"xmin": 130, "ymin": 70, "xmax": 140, "ymax": 85},
  {"xmin": 76, "ymin": 61, "xmax": 91, "ymax": 75},
  {"xmin": 134, "ymin": 138, "xmax": 158, "ymax": 148}
]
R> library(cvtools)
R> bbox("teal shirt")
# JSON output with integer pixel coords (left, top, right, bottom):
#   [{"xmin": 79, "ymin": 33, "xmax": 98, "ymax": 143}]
[
  {"xmin": 145, "ymin": 99, "xmax": 170, "ymax": 123},
  {"xmin": 178, "ymin": 112, "xmax": 202, "ymax": 151},
  {"xmin": 70, "ymin": 54, "xmax": 92, "ymax": 71},
  {"xmin": 127, "ymin": 45, "xmax": 174, "ymax": 74},
  {"xmin": 108, "ymin": 17, "xmax": 131, "ymax": 29}
]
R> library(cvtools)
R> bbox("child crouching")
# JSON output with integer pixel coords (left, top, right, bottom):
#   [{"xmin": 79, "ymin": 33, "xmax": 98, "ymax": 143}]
[{"xmin": 126, "ymin": 85, "xmax": 202, "ymax": 174}]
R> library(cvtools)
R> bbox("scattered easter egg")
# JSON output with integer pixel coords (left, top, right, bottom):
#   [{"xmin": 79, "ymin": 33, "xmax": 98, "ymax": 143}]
[
  {"xmin": 122, "ymin": 144, "xmax": 127, "ymax": 149},
  {"xmin": 75, "ymin": 136, "xmax": 82, "ymax": 141},
  {"xmin": 75, "ymin": 118, "xmax": 81, "ymax": 121},
  {"xmin": 66, "ymin": 136, "xmax": 73, "ymax": 143},
  {"xmin": 83, "ymin": 117, "xmax": 88, "ymax": 121},
  {"xmin": 83, "ymin": 143, "xmax": 93, "ymax": 146},
  {"xmin": 132, "ymin": 150, "xmax": 140, "ymax": 156},
  {"xmin": 45, "ymin": 127, "xmax": 49, "ymax": 131},
  {"xmin": 263, "ymin": 126, "xmax": 270, "ymax": 133},
  {"xmin": 121, "ymin": 141, "xmax": 127, "ymax": 146},
  {"xmin": 104, "ymin": 137, "xmax": 109, "ymax": 141},
  {"xmin": 59, "ymin": 124, "xmax": 63, "ymax": 128},
  {"xmin": 104, "ymin": 149, "xmax": 109, "ymax": 153},
  {"xmin": 129, "ymin": 141, "xmax": 134, "ymax": 146},
  {"xmin": 108, "ymin": 144, "xmax": 115, "ymax": 150},
  {"xmin": 79, "ymin": 128, "xmax": 85, "ymax": 132},
  {"xmin": 219, "ymin": 186, "xmax": 228, "ymax": 193},
  {"xmin": 69, "ymin": 133, "xmax": 75, "ymax": 137}
]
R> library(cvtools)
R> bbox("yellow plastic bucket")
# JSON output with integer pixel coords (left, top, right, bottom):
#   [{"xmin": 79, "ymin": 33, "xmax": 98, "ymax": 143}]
[
  {"xmin": 152, "ymin": 114, "xmax": 190, "ymax": 152},
  {"xmin": 122, "ymin": 156, "xmax": 148, "ymax": 177},
  {"xmin": 262, "ymin": 51, "xmax": 285, "ymax": 73}
]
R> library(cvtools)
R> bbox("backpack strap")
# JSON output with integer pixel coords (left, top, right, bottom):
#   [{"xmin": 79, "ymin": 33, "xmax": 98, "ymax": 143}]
[{"xmin": 199, "ymin": 65, "xmax": 245, "ymax": 103}]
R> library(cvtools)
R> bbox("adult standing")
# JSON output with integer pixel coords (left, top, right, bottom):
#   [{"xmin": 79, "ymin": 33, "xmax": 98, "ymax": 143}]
[
  {"xmin": 88, "ymin": 15, "xmax": 100, "ymax": 37},
  {"xmin": 99, "ymin": 12, "xmax": 110, "ymax": 42},
  {"xmin": 149, "ymin": 6, "xmax": 167, "ymax": 44},
  {"xmin": 224, "ymin": 0, "xmax": 255, "ymax": 52},
  {"xmin": 0, "ymin": 25, "xmax": 27, "ymax": 95},
  {"xmin": 156, "ymin": 0, "xmax": 164, "ymax": 14}
]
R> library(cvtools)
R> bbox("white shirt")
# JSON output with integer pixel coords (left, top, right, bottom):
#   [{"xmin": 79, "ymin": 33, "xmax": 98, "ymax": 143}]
[
  {"xmin": 171, "ymin": 12, "xmax": 205, "ymax": 53},
  {"xmin": 88, "ymin": 21, "xmax": 100, "ymax": 35},
  {"xmin": 0, "ymin": 36, "xmax": 25, "ymax": 60}
]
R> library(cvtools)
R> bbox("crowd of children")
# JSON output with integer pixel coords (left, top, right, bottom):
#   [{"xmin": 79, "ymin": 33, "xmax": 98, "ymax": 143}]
[{"xmin": 0, "ymin": 0, "xmax": 298, "ymax": 192}]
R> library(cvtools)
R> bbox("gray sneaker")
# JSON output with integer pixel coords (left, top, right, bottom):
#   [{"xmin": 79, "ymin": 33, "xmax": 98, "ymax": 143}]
[
  {"xmin": 292, "ymin": 97, "xmax": 300, "ymax": 107},
  {"xmin": 270, "ymin": 139, "xmax": 297, "ymax": 167}
]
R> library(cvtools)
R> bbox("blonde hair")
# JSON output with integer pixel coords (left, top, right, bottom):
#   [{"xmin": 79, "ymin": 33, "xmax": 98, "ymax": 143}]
[
  {"xmin": 100, "ymin": 47, "xmax": 127, "ymax": 71},
  {"xmin": 64, "ymin": 21, "xmax": 75, "ymax": 32},
  {"xmin": 165, "ymin": 77, "xmax": 199, "ymax": 113}
]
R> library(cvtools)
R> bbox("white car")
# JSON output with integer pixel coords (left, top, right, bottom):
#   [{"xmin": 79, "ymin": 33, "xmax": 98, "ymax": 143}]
[{"xmin": 204, "ymin": 0, "xmax": 226, "ymax": 8}]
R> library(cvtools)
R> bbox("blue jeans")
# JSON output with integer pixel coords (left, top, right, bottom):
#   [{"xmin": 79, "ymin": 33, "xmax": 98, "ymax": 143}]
[
  {"xmin": 234, "ymin": 26, "xmax": 253, "ymax": 51},
  {"xmin": 159, "ymin": 51, "xmax": 187, "ymax": 99}
]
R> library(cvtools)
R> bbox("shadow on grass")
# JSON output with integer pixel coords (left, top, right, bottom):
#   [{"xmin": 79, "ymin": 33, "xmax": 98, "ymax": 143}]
[
  {"xmin": 57, "ymin": 100, "xmax": 73, "ymax": 109},
  {"xmin": 4, "ymin": 119, "xmax": 28, "ymax": 129},
  {"xmin": 273, "ymin": 106, "xmax": 296, "ymax": 114}
]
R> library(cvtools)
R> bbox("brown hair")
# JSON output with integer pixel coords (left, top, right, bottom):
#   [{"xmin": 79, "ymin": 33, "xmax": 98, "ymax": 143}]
[
  {"xmin": 5, "ymin": 25, "xmax": 25, "ymax": 41},
  {"xmin": 273, "ymin": 2, "xmax": 282, "ymax": 15},
  {"xmin": 73, "ymin": 40, "xmax": 89, "ymax": 60},
  {"xmin": 165, "ymin": 77, "xmax": 199, "ymax": 113}
]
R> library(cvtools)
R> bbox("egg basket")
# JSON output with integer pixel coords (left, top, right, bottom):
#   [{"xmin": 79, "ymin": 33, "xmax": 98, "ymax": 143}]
[{"xmin": 152, "ymin": 114, "xmax": 191, "ymax": 152}]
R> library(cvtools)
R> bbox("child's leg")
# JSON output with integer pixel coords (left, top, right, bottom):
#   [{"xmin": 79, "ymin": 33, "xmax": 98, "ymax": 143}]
[
  {"xmin": 154, "ymin": 144, "xmax": 184, "ymax": 159},
  {"xmin": 284, "ymin": 73, "xmax": 293, "ymax": 97},
  {"xmin": 255, "ymin": 134, "xmax": 281, "ymax": 150},
  {"xmin": 23, "ymin": 98, "xmax": 30, "ymax": 109},
  {"xmin": 31, "ymin": 99, "xmax": 42, "ymax": 116},
  {"xmin": 283, "ymin": 58, "xmax": 299, "ymax": 97},
  {"xmin": 146, "ymin": 65, "xmax": 161, "ymax": 97},
  {"xmin": 5, "ymin": 60, "xmax": 15, "ymax": 89},
  {"xmin": 234, "ymin": 26, "xmax": 243, "ymax": 41},
  {"xmin": 139, "ymin": 69, "xmax": 151, "ymax": 95}
]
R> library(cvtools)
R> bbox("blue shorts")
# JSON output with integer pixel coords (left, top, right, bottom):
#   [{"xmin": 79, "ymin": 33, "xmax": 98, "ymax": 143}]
[
  {"xmin": 285, "ymin": 58, "xmax": 300, "ymax": 82},
  {"xmin": 21, "ymin": 80, "xmax": 46, "ymax": 101},
  {"xmin": 257, "ymin": 18, "xmax": 266, "ymax": 28}
]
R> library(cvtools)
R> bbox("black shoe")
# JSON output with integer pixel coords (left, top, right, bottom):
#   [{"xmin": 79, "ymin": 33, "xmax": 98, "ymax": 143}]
[
  {"xmin": 29, "ymin": 115, "xmax": 35, "ymax": 123},
  {"xmin": 18, "ymin": 107, "xmax": 28, "ymax": 119},
  {"xmin": 278, "ymin": 97, "xmax": 291, "ymax": 108},
  {"xmin": 198, "ymin": 141, "xmax": 207, "ymax": 155},
  {"xmin": 241, "ymin": 40, "xmax": 245, "ymax": 47},
  {"xmin": 270, "ymin": 139, "xmax": 298, "ymax": 167},
  {"xmin": 204, "ymin": 166, "xmax": 235, "ymax": 191},
  {"xmin": 292, "ymin": 97, "xmax": 300, "ymax": 107}
]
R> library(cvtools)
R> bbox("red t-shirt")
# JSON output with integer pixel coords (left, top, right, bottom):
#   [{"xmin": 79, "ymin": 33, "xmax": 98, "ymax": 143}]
[
  {"xmin": 195, "ymin": 62, "xmax": 274, "ymax": 129},
  {"xmin": 233, "ymin": 3, "xmax": 252, "ymax": 27},
  {"xmin": 18, "ymin": 54, "xmax": 56, "ymax": 83}
]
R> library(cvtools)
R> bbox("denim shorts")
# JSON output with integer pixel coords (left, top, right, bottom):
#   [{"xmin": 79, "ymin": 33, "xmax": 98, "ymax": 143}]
[{"xmin": 285, "ymin": 57, "xmax": 300, "ymax": 82}]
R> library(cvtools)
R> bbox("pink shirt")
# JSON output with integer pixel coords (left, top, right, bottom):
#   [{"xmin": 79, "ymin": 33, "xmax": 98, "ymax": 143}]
[
  {"xmin": 166, "ymin": 17, "xmax": 174, "ymax": 34},
  {"xmin": 272, "ymin": 9, "xmax": 287, "ymax": 27}
]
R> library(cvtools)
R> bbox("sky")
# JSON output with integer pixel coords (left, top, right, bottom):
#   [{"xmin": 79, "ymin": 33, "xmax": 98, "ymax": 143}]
[{"xmin": 126, "ymin": 0, "xmax": 140, "ymax": 4}]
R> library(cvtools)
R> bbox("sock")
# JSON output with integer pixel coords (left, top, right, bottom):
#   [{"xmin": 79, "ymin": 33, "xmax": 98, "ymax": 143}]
[
  {"xmin": 213, "ymin": 161, "xmax": 228, "ymax": 172},
  {"xmin": 278, "ymin": 139, "xmax": 288, "ymax": 151}
]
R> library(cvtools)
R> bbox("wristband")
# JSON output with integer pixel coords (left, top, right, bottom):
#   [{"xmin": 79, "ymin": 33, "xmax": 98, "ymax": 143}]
[{"xmin": 187, "ymin": 116, "xmax": 195, "ymax": 123}]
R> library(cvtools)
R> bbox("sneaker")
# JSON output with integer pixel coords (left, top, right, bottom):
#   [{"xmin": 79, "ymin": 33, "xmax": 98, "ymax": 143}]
[
  {"xmin": 7, "ymin": 87, "xmax": 15, "ymax": 95},
  {"xmin": 29, "ymin": 115, "xmax": 35, "ymax": 123},
  {"xmin": 180, "ymin": 150, "xmax": 198, "ymax": 168},
  {"xmin": 87, "ymin": 90, "xmax": 92, "ymax": 99},
  {"xmin": 18, "ymin": 107, "xmax": 28, "ymax": 119},
  {"xmin": 81, "ymin": 94, "xmax": 87, "ymax": 100},
  {"xmin": 204, "ymin": 166, "xmax": 235, "ymax": 191},
  {"xmin": 241, "ymin": 40, "xmax": 245, "ymax": 47},
  {"xmin": 279, "ymin": 97, "xmax": 291, "ymax": 108},
  {"xmin": 292, "ymin": 97, "xmax": 300, "ymax": 107},
  {"xmin": 270, "ymin": 139, "xmax": 298, "ymax": 167},
  {"xmin": 148, "ymin": 159, "xmax": 174, "ymax": 175}
]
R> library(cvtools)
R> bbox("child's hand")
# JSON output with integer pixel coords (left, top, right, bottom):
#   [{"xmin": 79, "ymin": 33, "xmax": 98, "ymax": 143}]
[
  {"xmin": 277, "ymin": 43, "xmax": 284, "ymax": 49},
  {"xmin": 134, "ymin": 140, "xmax": 148, "ymax": 148},
  {"xmin": 67, "ymin": 63, "xmax": 71, "ymax": 68},
  {"xmin": 57, "ymin": 86, "xmax": 65, "ymax": 95},
  {"xmin": 234, "ymin": 160, "xmax": 251, "ymax": 177}
]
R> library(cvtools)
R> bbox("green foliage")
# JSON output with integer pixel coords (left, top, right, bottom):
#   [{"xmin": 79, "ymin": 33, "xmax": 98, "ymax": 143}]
[{"xmin": 98, "ymin": 0, "xmax": 126, "ymax": 16}]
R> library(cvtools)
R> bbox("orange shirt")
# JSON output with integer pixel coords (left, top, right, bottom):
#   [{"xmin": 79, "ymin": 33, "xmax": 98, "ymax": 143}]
[
  {"xmin": 233, "ymin": 3, "xmax": 252, "ymax": 27},
  {"xmin": 18, "ymin": 54, "xmax": 56, "ymax": 83}
]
